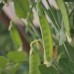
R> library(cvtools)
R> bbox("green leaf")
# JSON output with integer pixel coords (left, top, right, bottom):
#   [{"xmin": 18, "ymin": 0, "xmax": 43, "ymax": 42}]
[
  {"xmin": 13, "ymin": 0, "xmax": 29, "ymax": 18},
  {"xmin": 65, "ymin": 42, "xmax": 74, "ymax": 61},
  {"xmin": 57, "ymin": 45, "xmax": 68, "ymax": 59},
  {"xmin": 48, "ymin": 66, "xmax": 58, "ymax": 74},
  {"xmin": 59, "ymin": 58, "xmax": 74, "ymax": 74},
  {"xmin": 57, "ymin": 42, "xmax": 74, "ymax": 61},
  {"xmin": 39, "ymin": 64, "xmax": 49, "ymax": 74},
  {"xmin": 39, "ymin": 64, "xmax": 58, "ymax": 74},
  {"xmin": 11, "ymin": 64, "xmax": 20, "ymax": 74},
  {"xmin": 52, "ymin": 8, "xmax": 62, "ymax": 28},
  {"xmin": 7, "ymin": 51, "xmax": 26, "ymax": 63},
  {"xmin": 2, "ymin": 63, "xmax": 20, "ymax": 74},
  {"xmin": 0, "ymin": 56, "xmax": 8, "ymax": 68}
]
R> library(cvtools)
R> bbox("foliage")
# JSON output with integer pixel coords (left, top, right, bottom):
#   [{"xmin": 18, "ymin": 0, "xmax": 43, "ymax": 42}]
[{"xmin": 0, "ymin": 0, "xmax": 74, "ymax": 74}]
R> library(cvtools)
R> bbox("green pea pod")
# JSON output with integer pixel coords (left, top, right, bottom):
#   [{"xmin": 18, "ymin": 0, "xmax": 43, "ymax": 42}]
[
  {"xmin": 29, "ymin": 40, "xmax": 40, "ymax": 74},
  {"xmin": 56, "ymin": 0, "xmax": 70, "ymax": 36},
  {"xmin": 36, "ymin": 1, "xmax": 53, "ymax": 62},
  {"xmin": 29, "ymin": 49, "xmax": 40, "ymax": 74},
  {"xmin": 9, "ymin": 21, "xmax": 22, "ymax": 49}
]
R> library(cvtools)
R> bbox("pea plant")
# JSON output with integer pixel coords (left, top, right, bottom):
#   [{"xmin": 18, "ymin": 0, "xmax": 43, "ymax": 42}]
[{"xmin": 0, "ymin": 0, "xmax": 74, "ymax": 74}]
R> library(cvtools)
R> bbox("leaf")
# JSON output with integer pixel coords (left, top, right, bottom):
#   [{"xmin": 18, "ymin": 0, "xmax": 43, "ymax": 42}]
[
  {"xmin": 10, "ymin": 63, "xmax": 20, "ymax": 74},
  {"xmin": 0, "ymin": 56, "xmax": 8, "ymax": 68},
  {"xmin": 37, "ymin": 1, "xmax": 53, "ymax": 62},
  {"xmin": 52, "ymin": 8, "xmax": 62, "ymax": 27},
  {"xmin": 39, "ymin": 64, "xmax": 49, "ymax": 74},
  {"xmin": 57, "ymin": 42, "xmax": 74, "ymax": 62},
  {"xmin": 7, "ymin": 51, "xmax": 26, "ymax": 63},
  {"xmin": 48, "ymin": 66, "xmax": 58, "ymax": 74},
  {"xmin": 2, "ymin": 63, "xmax": 20, "ymax": 74},
  {"xmin": 9, "ymin": 21, "xmax": 22, "ymax": 49},
  {"xmin": 65, "ymin": 42, "xmax": 74, "ymax": 61},
  {"xmin": 57, "ymin": 45, "xmax": 68, "ymax": 59},
  {"xmin": 13, "ymin": 0, "xmax": 29, "ymax": 18},
  {"xmin": 39, "ymin": 64, "xmax": 58, "ymax": 74},
  {"xmin": 59, "ymin": 58, "xmax": 74, "ymax": 74}
]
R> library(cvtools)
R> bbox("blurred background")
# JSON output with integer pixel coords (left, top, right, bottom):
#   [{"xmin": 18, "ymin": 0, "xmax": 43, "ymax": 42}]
[{"xmin": 0, "ymin": 0, "xmax": 58, "ymax": 55}]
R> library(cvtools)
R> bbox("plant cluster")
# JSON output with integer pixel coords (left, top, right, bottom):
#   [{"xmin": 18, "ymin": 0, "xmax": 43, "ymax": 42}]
[{"xmin": 0, "ymin": 0, "xmax": 74, "ymax": 74}]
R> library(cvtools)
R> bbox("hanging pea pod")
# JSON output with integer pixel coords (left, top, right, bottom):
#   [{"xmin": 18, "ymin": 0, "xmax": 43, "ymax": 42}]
[
  {"xmin": 56, "ymin": 0, "xmax": 71, "ymax": 37},
  {"xmin": 29, "ymin": 40, "xmax": 40, "ymax": 74},
  {"xmin": 9, "ymin": 21, "xmax": 22, "ymax": 49},
  {"xmin": 36, "ymin": 0, "xmax": 53, "ymax": 62},
  {"xmin": 29, "ymin": 49, "xmax": 40, "ymax": 74}
]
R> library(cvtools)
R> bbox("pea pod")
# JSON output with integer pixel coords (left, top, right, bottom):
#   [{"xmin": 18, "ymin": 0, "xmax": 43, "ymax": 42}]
[
  {"xmin": 29, "ymin": 40, "xmax": 40, "ymax": 74},
  {"xmin": 9, "ymin": 21, "xmax": 22, "ymax": 49},
  {"xmin": 56, "ymin": 0, "xmax": 70, "ymax": 36},
  {"xmin": 36, "ymin": 1, "xmax": 53, "ymax": 62}
]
